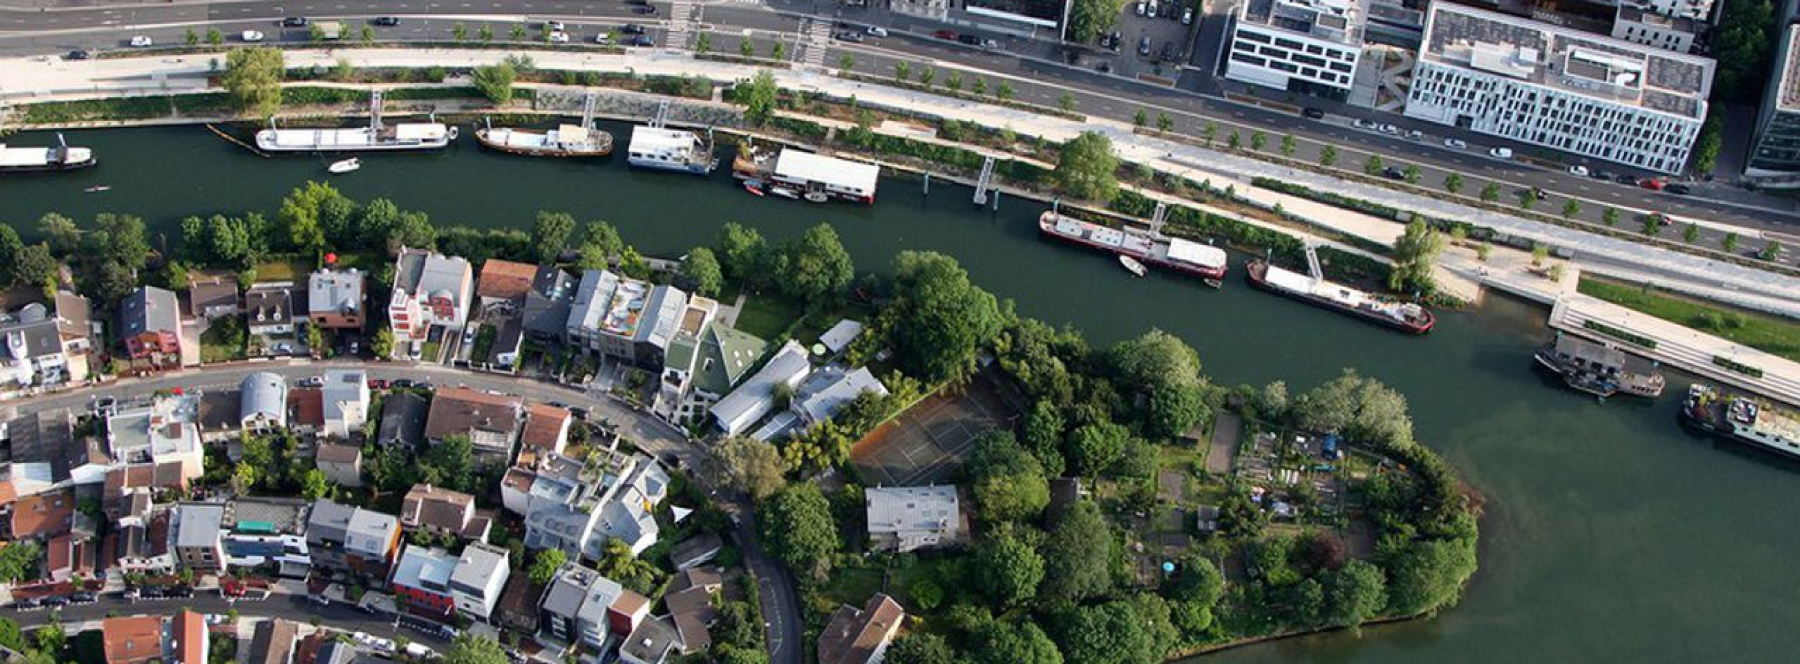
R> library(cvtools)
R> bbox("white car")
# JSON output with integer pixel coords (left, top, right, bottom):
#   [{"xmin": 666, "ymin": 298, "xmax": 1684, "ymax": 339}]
[
  {"xmin": 242, "ymin": 30, "xmax": 265, "ymax": 42},
  {"xmin": 1567, "ymin": 165, "xmax": 1590, "ymax": 177},
  {"xmin": 1136, "ymin": 1, "xmax": 1148, "ymax": 16},
  {"xmin": 595, "ymin": 33, "xmax": 612, "ymax": 44},
  {"xmin": 867, "ymin": 26, "xmax": 888, "ymax": 37},
  {"xmin": 1489, "ymin": 146, "xmax": 1514, "ymax": 159},
  {"xmin": 129, "ymin": 35, "xmax": 153, "ymax": 47},
  {"xmin": 548, "ymin": 31, "xmax": 570, "ymax": 43},
  {"xmin": 1443, "ymin": 138, "xmax": 1467, "ymax": 149},
  {"xmin": 544, "ymin": 20, "xmax": 565, "ymax": 31}
]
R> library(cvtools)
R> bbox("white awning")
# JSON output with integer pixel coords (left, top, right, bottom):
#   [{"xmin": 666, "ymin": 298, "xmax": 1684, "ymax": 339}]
[
  {"xmin": 774, "ymin": 149, "xmax": 879, "ymax": 194},
  {"xmin": 1166, "ymin": 238, "xmax": 1227, "ymax": 268}
]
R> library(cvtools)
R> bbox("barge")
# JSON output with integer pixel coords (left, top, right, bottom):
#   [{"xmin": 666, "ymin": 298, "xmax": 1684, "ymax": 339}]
[
  {"xmin": 1245, "ymin": 248, "xmax": 1433, "ymax": 334},
  {"xmin": 1533, "ymin": 334, "xmax": 1665, "ymax": 399},
  {"xmin": 475, "ymin": 124, "xmax": 613, "ymax": 158},
  {"xmin": 1036, "ymin": 210, "xmax": 1227, "ymax": 285},
  {"xmin": 732, "ymin": 142, "xmax": 879, "ymax": 204},
  {"xmin": 0, "ymin": 135, "xmax": 96, "ymax": 173},
  {"xmin": 253, "ymin": 90, "xmax": 456, "ymax": 153},
  {"xmin": 626, "ymin": 126, "xmax": 717, "ymax": 175},
  {"xmin": 1681, "ymin": 383, "xmax": 1800, "ymax": 461}
]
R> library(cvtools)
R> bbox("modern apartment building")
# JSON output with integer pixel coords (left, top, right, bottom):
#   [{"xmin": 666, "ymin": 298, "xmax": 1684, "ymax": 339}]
[
  {"xmin": 1403, "ymin": 2, "xmax": 1714, "ymax": 174},
  {"xmin": 388, "ymin": 247, "xmax": 473, "ymax": 351},
  {"xmin": 1747, "ymin": 23, "xmax": 1800, "ymax": 188},
  {"xmin": 565, "ymin": 270, "xmax": 689, "ymax": 368},
  {"xmin": 1225, "ymin": 0, "xmax": 1365, "ymax": 100}
]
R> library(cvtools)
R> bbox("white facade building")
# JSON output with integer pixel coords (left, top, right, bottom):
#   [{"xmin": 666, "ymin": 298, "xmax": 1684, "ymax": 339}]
[
  {"xmin": 1403, "ymin": 3, "xmax": 1714, "ymax": 174},
  {"xmin": 1225, "ymin": 0, "xmax": 1364, "ymax": 99}
]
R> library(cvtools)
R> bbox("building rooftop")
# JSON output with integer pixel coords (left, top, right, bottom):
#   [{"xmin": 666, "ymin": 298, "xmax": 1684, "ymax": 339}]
[
  {"xmin": 171, "ymin": 610, "xmax": 206, "ymax": 664},
  {"xmin": 477, "ymin": 259, "xmax": 540, "ymax": 301},
  {"xmin": 396, "ymin": 248, "xmax": 473, "ymax": 303},
  {"xmin": 11, "ymin": 489, "xmax": 75, "ymax": 539},
  {"xmin": 378, "ymin": 392, "xmax": 429, "ymax": 447},
  {"xmin": 1779, "ymin": 25, "xmax": 1800, "ymax": 112},
  {"xmin": 243, "ymin": 286, "xmax": 293, "ymax": 327},
  {"xmin": 392, "ymin": 545, "xmax": 458, "ymax": 592},
  {"xmin": 187, "ymin": 279, "xmax": 240, "ymax": 317},
  {"xmin": 424, "ymin": 387, "xmax": 522, "ymax": 442},
  {"xmin": 449, "ymin": 542, "xmax": 510, "ymax": 590},
  {"xmin": 106, "ymin": 395, "xmax": 202, "ymax": 466},
  {"xmin": 174, "ymin": 503, "xmax": 225, "ymax": 549},
  {"xmin": 102, "ymin": 615, "xmax": 164, "ymax": 664},
  {"xmin": 344, "ymin": 508, "xmax": 399, "ymax": 554},
  {"xmin": 1242, "ymin": 0, "xmax": 1364, "ymax": 45},
  {"xmin": 817, "ymin": 594, "xmax": 905, "ymax": 664},
  {"xmin": 522, "ymin": 268, "xmax": 578, "ymax": 338},
  {"xmin": 308, "ymin": 269, "xmax": 365, "ymax": 317},
  {"xmin": 796, "ymin": 366, "xmax": 889, "ymax": 423},
  {"xmin": 249, "ymin": 619, "xmax": 298, "ymax": 664},
  {"xmin": 1419, "ymin": 2, "xmax": 1713, "ymax": 119},
  {"xmin": 865, "ymin": 485, "xmax": 960, "ymax": 537},
  {"xmin": 519, "ymin": 403, "xmax": 572, "ymax": 453},
  {"xmin": 711, "ymin": 340, "xmax": 811, "ymax": 434},
  {"xmin": 120, "ymin": 286, "xmax": 180, "ymax": 337},
  {"xmin": 620, "ymin": 615, "xmax": 681, "ymax": 664}
]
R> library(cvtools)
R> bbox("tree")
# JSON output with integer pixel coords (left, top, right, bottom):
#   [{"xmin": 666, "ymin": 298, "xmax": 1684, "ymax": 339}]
[
  {"xmin": 679, "ymin": 247, "xmax": 724, "ymax": 296},
  {"xmin": 716, "ymin": 647, "xmax": 769, "ymax": 664},
  {"xmin": 1443, "ymin": 173, "xmax": 1464, "ymax": 194},
  {"xmin": 1201, "ymin": 122, "xmax": 1218, "ymax": 146},
  {"xmin": 1641, "ymin": 215, "xmax": 1663, "ymax": 237},
  {"xmin": 37, "ymin": 213, "xmax": 80, "ymax": 256},
  {"xmin": 579, "ymin": 220, "xmax": 624, "ymax": 270},
  {"xmin": 758, "ymin": 483, "xmax": 837, "ymax": 582},
  {"xmin": 998, "ymin": 81, "xmax": 1015, "ymax": 101},
  {"xmin": 371, "ymin": 327, "xmax": 396, "ymax": 359},
  {"xmin": 1363, "ymin": 154, "xmax": 1384, "ymax": 176},
  {"xmin": 1133, "ymin": 108, "xmax": 1148, "ymax": 128},
  {"xmin": 838, "ymin": 53, "xmax": 856, "ymax": 72},
  {"xmin": 974, "ymin": 531, "xmax": 1044, "ymax": 608},
  {"xmin": 1280, "ymin": 133, "xmax": 1296, "ymax": 157},
  {"xmin": 770, "ymin": 42, "xmax": 785, "ymax": 60},
  {"xmin": 510, "ymin": 24, "xmax": 527, "ymax": 41},
  {"xmin": 222, "ymin": 47, "xmax": 285, "ymax": 117},
  {"xmin": 0, "ymin": 617, "xmax": 22, "ymax": 652},
  {"xmin": 973, "ymin": 621, "xmax": 1063, "ymax": 664},
  {"xmin": 1293, "ymin": 370, "xmax": 1414, "ymax": 449},
  {"xmin": 1710, "ymin": 0, "xmax": 1777, "ymax": 103},
  {"xmin": 1476, "ymin": 241, "xmax": 1492, "ymax": 262},
  {"xmin": 1384, "ymin": 535, "xmax": 1477, "ymax": 617},
  {"xmin": 1531, "ymin": 243, "xmax": 1549, "ymax": 267},
  {"xmin": 528, "ymin": 548, "xmax": 567, "ymax": 586},
  {"xmin": 885, "ymin": 634, "xmax": 958, "ymax": 664},
  {"xmin": 1403, "ymin": 165, "xmax": 1421, "ymax": 184},
  {"xmin": 717, "ymin": 222, "xmax": 770, "ymax": 286},
  {"xmin": 1684, "ymin": 222, "xmax": 1701, "ymax": 244},
  {"xmin": 1067, "ymin": 0, "xmax": 1124, "ymax": 42},
  {"xmin": 186, "ymin": 27, "xmax": 199, "ymax": 46},
  {"xmin": 1250, "ymin": 131, "xmax": 1267, "ymax": 152},
  {"xmin": 1519, "ymin": 189, "xmax": 1538, "ymax": 210},
  {"xmin": 966, "ymin": 431, "xmax": 1050, "ymax": 522},
  {"xmin": 945, "ymin": 72, "xmax": 964, "ymax": 92},
  {"xmin": 1602, "ymin": 206, "xmax": 1620, "ymax": 227},
  {"xmin": 33, "ymin": 622, "xmax": 63, "ymax": 655},
  {"xmin": 1059, "ymin": 92, "xmax": 1077, "ymax": 113},
  {"xmin": 1561, "ymin": 199, "xmax": 1581, "ymax": 219},
  {"xmin": 1040, "ymin": 501, "xmax": 1112, "ymax": 602},
  {"xmin": 1325, "ymin": 560, "xmax": 1387, "ymax": 629},
  {"xmin": 453, "ymin": 22, "xmax": 469, "ymax": 41},
  {"xmin": 1389, "ymin": 216, "xmax": 1444, "ymax": 294},
  {"xmin": 1722, "ymin": 232, "xmax": 1740, "ymax": 253},
  {"xmin": 1762, "ymin": 240, "xmax": 1785, "ymax": 261},
  {"xmin": 1319, "ymin": 145, "xmax": 1337, "ymax": 167},
  {"xmin": 0, "ymin": 225, "xmax": 22, "ymax": 286},
  {"xmin": 1067, "ymin": 420, "xmax": 1129, "ymax": 476},
  {"xmin": 1054, "ymin": 599, "xmax": 1160, "ymax": 664},
  {"xmin": 443, "ymin": 634, "xmax": 509, "ymax": 664},
  {"xmin": 740, "ymin": 70, "xmax": 779, "ymax": 125},
  {"xmin": 1479, "ymin": 182, "xmax": 1500, "ymax": 202},
  {"xmin": 479, "ymin": 24, "xmax": 494, "ymax": 42},
  {"xmin": 1168, "ymin": 554, "xmax": 1224, "ymax": 607},
  {"xmin": 207, "ymin": 27, "xmax": 224, "ymax": 46},
  {"xmin": 880, "ymin": 252, "xmax": 1004, "ymax": 382},
  {"xmin": 360, "ymin": 26, "xmax": 375, "ymax": 44},
  {"xmin": 1108, "ymin": 329, "xmax": 1209, "ymax": 438},
  {"xmin": 781, "ymin": 223, "xmax": 854, "ymax": 302},
  {"xmin": 89, "ymin": 212, "xmax": 151, "ymax": 272},
  {"xmin": 696, "ymin": 32, "xmax": 712, "ymax": 54},
  {"xmin": 1054, "ymin": 131, "xmax": 1120, "ymax": 202},
  {"xmin": 618, "ymin": 246, "xmax": 651, "ymax": 280},
  {"xmin": 1157, "ymin": 112, "xmax": 1173, "ymax": 133},
  {"xmin": 300, "ymin": 468, "xmax": 333, "ymax": 500},
  {"xmin": 0, "ymin": 541, "xmax": 40, "ymax": 582},
  {"xmin": 472, "ymin": 63, "xmax": 517, "ymax": 106},
  {"xmin": 741, "ymin": 37, "xmax": 755, "ymax": 57},
  {"xmin": 1226, "ymin": 131, "xmax": 1241, "ymax": 150},
  {"xmin": 718, "ymin": 436, "xmax": 786, "ymax": 500},
  {"xmin": 531, "ymin": 210, "xmax": 576, "ymax": 263}
]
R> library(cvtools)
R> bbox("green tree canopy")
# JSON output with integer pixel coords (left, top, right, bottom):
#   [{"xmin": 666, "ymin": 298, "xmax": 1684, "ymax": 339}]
[
  {"xmin": 1040, "ymin": 500, "xmax": 1113, "ymax": 602},
  {"xmin": 532, "ymin": 210, "xmax": 577, "ymax": 263},
  {"xmin": 1389, "ymin": 217, "xmax": 1445, "ymax": 294},
  {"xmin": 1067, "ymin": 0, "xmax": 1125, "ymax": 43},
  {"xmin": 528, "ymin": 548, "xmax": 567, "ymax": 586},
  {"xmin": 739, "ymin": 70, "xmax": 779, "ymax": 125},
  {"xmin": 758, "ymin": 482, "xmax": 838, "ymax": 582},
  {"xmin": 972, "ymin": 620, "xmax": 1064, "ymax": 664},
  {"xmin": 879, "ymin": 251, "xmax": 1005, "ymax": 382},
  {"xmin": 680, "ymin": 246, "xmax": 724, "ymax": 297},
  {"xmin": 1067, "ymin": 420, "xmax": 1130, "ymax": 477},
  {"xmin": 1108, "ymin": 329, "xmax": 1211, "ymax": 438},
  {"xmin": 1054, "ymin": 131, "xmax": 1120, "ymax": 202},
  {"xmin": 37, "ymin": 213, "xmax": 80, "ymax": 256},
  {"xmin": 782, "ymin": 223, "xmax": 854, "ymax": 302},
  {"xmin": 472, "ymin": 62, "xmax": 518, "ymax": 106},
  {"xmin": 718, "ymin": 435, "xmax": 788, "ymax": 501},
  {"xmin": 222, "ymin": 47, "xmax": 286, "ymax": 117},
  {"xmin": 1054, "ymin": 599, "xmax": 1160, "ymax": 664},
  {"xmin": 966, "ymin": 431, "xmax": 1050, "ymax": 522},
  {"xmin": 884, "ymin": 633, "xmax": 958, "ymax": 664},
  {"xmin": 973, "ymin": 529, "xmax": 1045, "ymax": 608},
  {"xmin": 1292, "ymin": 369, "xmax": 1414, "ymax": 449},
  {"xmin": 442, "ymin": 634, "xmax": 509, "ymax": 664},
  {"xmin": 577, "ymin": 220, "xmax": 624, "ymax": 270},
  {"xmin": 717, "ymin": 222, "xmax": 771, "ymax": 287},
  {"xmin": 1325, "ymin": 559, "xmax": 1388, "ymax": 628}
]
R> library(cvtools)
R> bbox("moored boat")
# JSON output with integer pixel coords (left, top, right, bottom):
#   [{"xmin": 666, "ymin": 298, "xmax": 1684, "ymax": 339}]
[
  {"xmin": 1533, "ymin": 334, "xmax": 1664, "ymax": 399},
  {"xmin": 254, "ymin": 91, "xmax": 456, "ymax": 153},
  {"xmin": 732, "ymin": 141, "xmax": 879, "ymax": 204},
  {"xmin": 84, "ymin": 185, "xmax": 111, "ymax": 193},
  {"xmin": 1036, "ymin": 210, "xmax": 1227, "ymax": 285},
  {"xmin": 1120, "ymin": 255, "xmax": 1147, "ymax": 277},
  {"xmin": 1681, "ymin": 383, "xmax": 1800, "ymax": 461},
  {"xmin": 1245, "ymin": 257, "xmax": 1433, "ymax": 334},
  {"xmin": 328, "ymin": 158, "xmax": 361, "ymax": 174},
  {"xmin": 474, "ymin": 124, "xmax": 614, "ymax": 158},
  {"xmin": 0, "ymin": 134, "xmax": 97, "ymax": 174},
  {"xmin": 627, "ymin": 126, "xmax": 717, "ymax": 175}
]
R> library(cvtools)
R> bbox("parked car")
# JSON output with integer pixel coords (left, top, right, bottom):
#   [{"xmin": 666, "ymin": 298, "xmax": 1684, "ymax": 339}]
[
  {"xmin": 1592, "ymin": 170, "xmax": 1614, "ymax": 181},
  {"xmin": 1382, "ymin": 167, "xmax": 1406, "ymax": 180},
  {"xmin": 543, "ymin": 20, "xmax": 565, "ymax": 31},
  {"xmin": 595, "ymin": 33, "xmax": 612, "ymax": 44},
  {"xmin": 1353, "ymin": 118, "xmax": 1378, "ymax": 130},
  {"xmin": 10, "ymin": 598, "xmax": 40, "ymax": 609},
  {"xmin": 622, "ymin": 23, "xmax": 646, "ymax": 34},
  {"xmin": 1443, "ymin": 138, "xmax": 1466, "ymax": 149},
  {"xmin": 271, "ymin": 342, "xmax": 293, "ymax": 354},
  {"xmin": 1378, "ymin": 123, "xmax": 1400, "ymax": 135},
  {"xmin": 957, "ymin": 33, "xmax": 981, "ymax": 45},
  {"xmin": 1405, "ymin": 129, "xmax": 1424, "ymax": 140},
  {"xmin": 298, "ymin": 375, "xmax": 324, "ymax": 388},
  {"xmin": 1139, "ymin": 35, "xmax": 1152, "ymax": 56},
  {"xmin": 242, "ymin": 30, "xmax": 266, "ymax": 42},
  {"xmin": 1638, "ymin": 178, "xmax": 1665, "ymax": 191},
  {"xmin": 1614, "ymin": 173, "xmax": 1638, "ymax": 184},
  {"xmin": 836, "ymin": 31, "xmax": 864, "ymax": 42},
  {"xmin": 70, "ymin": 592, "xmax": 97, "ymax": 604},
  {"xmin": 373, "ymin": 16, "xmax": 401, "ymax": 26},
  {"xmin": 168, "ymin": 586, "xmax": 194, "ymax": 598},
  {"xmin": 1302, "ymin": 107, "xmax": 1326, "ymax": 120},
  {"xmin": 1666, "ymin": 183, "xmax": 1692, "ymax": 195},
  {"xmin": 1182, "ymin": 7, "xmax": 1195, "ymax": 24},
  {"xmin": 632, "ymin": 5, "xmax": 657, "ymax": 14},
  {"xmin": 1567, "ymin": 165, "xmax": 1589, "ymax": 177},
  {"xmin": 1160, "ymin": 41, "xmax": 1175, "ymax": 61},
  {"xmin": 392, "ymin": 379, "xmax": 416, "ymax": 389},
  {"xmin": 934, "ymin": 29, "xmax": 959, "ymax": 40},
  {"xmin": 867, "ymin": 26, "xmax": 889, "ymax": 37},
  {"xmin": 569, "ymin": 406, "xmax": 591, "ymax": 420},
  {"xmin": 547, "ymin": 31, "xmax": 571, "ymax": 43},
  {"xmin": 281, "ymin": 16, "xmax": 309, "ymax": 27},
  {"xmin": 65, "ymin": 50, "xmax": 91, "ymax": 60},
  {"xmin": 1136, "ymin": 1, "xmax": 1148, "ymax": 16},
  {"xmin": 129, "ymin": 35, "xmax": 153, "ymax": 47},
  {"xmin": 1489, "ymin": 146, "xmax": 1513, "ymax": 159},
  {"xmin": 40, "ymin": 597, "xmax": 69, "ymax": 608},
  {"xmin": 368, "ymin": 378, "xmax": 388, "ymax": 390}
]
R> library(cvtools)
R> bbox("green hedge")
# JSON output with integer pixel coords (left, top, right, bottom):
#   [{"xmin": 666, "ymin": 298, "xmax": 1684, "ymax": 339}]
[
  {"xmin": 1252, "ymin": 176, "xmax": 1405, "ymax": 220},
  {"xmin": 18, "ymin": 94, "xmax": 230, "ymax": 123},
  {"xmin": 1583, "ymin": 320, "xmax": 1658, "ymax": 349},
  {"xmin": 1712, "ymin": 356, "xmax": 1765, "ymax": 378},
  {"xmin": 834, "ymin": 126, "xmax": 1047, "ymax": 183},
  {"xmin": 768, "ymin": 116, "xmax": 828, "ymax": 140}
]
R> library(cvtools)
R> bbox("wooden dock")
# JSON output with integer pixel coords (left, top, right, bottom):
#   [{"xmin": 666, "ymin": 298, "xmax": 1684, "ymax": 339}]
[{"xmin": 1549, "ymin": 295, "xmax": 1800, "ymax": 408}]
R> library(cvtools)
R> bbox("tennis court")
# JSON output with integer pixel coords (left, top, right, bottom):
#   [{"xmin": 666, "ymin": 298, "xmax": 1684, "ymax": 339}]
[{"xmin": 851, "ymin": 378, "xmax": 1015, "ymax": 487}]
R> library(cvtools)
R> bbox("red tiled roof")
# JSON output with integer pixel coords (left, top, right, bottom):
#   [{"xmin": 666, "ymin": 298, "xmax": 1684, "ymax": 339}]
[
  {"xmin": 103, "ymin": 615, "xmax": 165, "ymax": 664},
  {"xmin": 423, "ymin": 387, "xmax": 521, "ymax": 441},
  {"xmin": 519, "ymin": 404, "xmax": 571, "ymax": 452},
  {"xmin": 172, "ymin": 610, "xmax": 206, "ymax": 664},
  {"xmin": 11, "ymin": 489, "xmax": 74, "ymax": 540},
  {"xmin": 477, "ymin": 259, "xmax": 540, "ymax": 300},
  {"xmin": 289, "ymin": 388, "xmax": 325, "ymax": 427},
  {"xmin": 818, "ymin": 594, "xmax": 905, "ymax": 664}
]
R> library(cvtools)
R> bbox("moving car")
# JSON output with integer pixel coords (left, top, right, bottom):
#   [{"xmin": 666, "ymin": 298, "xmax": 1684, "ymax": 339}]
[
  {"xmin": 548, "ymin": 31, "xmax": 570, "ymax": 43},
  {"xmin": 595, "ymin": 33, "xmax": 612, "ymax": 44},
  {"xmin": 130, "ymin": 35, "xmax": 153, "ymax": 47},
  {"xmin": 632, "ymin": 5, "xmax": 656, "ymax": 14},
  {"xmin": 867, "ymin": 26, "xmax": 889, "ymax": 37},
  {"xmin": 1614, "ymin": 173, "xmax": 1637, "ymax": 184},
  {"xmin": 281, "ymin": 16, "xmax": 309, "ymax": 27},
  {"xmin": 373, "ymin": 16, "xmax": 401, "ymax": 26},
  {"xmin": 836, "ymin": 31, "xmax": 865, "ymax": 42},
  {"xmin": 628, "ymin": 34, "xmax": 654, "ymax": 46},
  {"xmin": 242, "ymin": 30, "xmax": 266, "ymax": 42},
  {"xmin": 543, "ymin": 20, "xmax": 565, "ymax": 31},
  {"xmin": 934, "ymin": 29, "xmax": 959, "ymax": 40},
  {"xmin": 1489, "ymin": 146, "xmax": 1513, "ymax": 159},
  {"xmin": 622, "ymin": 23, "xmax": 646, "ymax": 34},
  {"xmin": 1567, "ymin": 165, "xmax": 1589, "ymax": 177},
  {"xmin": 957, "ymin": 33, "xmax": 981, "ymax": 45},
  {"xmin": 65, "ymin": 50, "xmax": 91, "ymax": 60},
  {"xmin": 1443, "ymin": 138, "xmax": 1466, "ymax": 149},
  {"xmin": 1665, "ymin": 183, "xmax": 1692, "ymax": 195},
  {"xmin": 1302, "ymin": 107, "xmax": 1326, "ymax": 119},
  {"xmin": 1638, "ymin": 177, "xmax": 1665, "ymax": 191}
]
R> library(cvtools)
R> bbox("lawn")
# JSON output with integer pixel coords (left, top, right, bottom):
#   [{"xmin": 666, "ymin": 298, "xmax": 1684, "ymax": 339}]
[
  {"xmin": 253, "ymin": 256, "xmax": 315, "ymax": 283},
  {"xmin": 421, "ymin": 339, "xmax": 442, "ymax": 363},
  {"xmin": 1578, "ymin": 277, "xmax": 1800, "ymax": 362},
  {"xmin": 735, "ymin": 293, "xmax": 803, "ymax": 340},
  {"xmin": 816, "ymin": 566, "xmax": 885, "ymax": 615},
  {"xmin": 199, "ymin": 321, "xmax": 247, "ymax": 364}
]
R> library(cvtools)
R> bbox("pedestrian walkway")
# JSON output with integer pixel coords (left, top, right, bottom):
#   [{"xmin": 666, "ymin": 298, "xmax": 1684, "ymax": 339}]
[
  {"xmin": 1551, "ymin": 295, "xmax": 1800, "ymax": 408},
  {"xmin": 798, "ymin": 17, "xmax": 832, "ymax": 69},
  {"xmin": 666, "ymin": 0, "xmax": 701, "ymax": 51}
]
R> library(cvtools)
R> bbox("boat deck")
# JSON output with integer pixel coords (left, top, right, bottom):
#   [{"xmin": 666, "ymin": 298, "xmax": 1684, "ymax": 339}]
[{"xmin": 1552, "ymin": 295, "xmax": 1800, "ymax": 409}]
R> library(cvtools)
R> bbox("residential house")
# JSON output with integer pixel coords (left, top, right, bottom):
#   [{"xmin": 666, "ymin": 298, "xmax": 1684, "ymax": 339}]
[
  {"xmin": 817, "ymin": 594, "xmax": 906, "ymax": 664},
  {"xmin": 424, "ymin": 387, "xmax": 522, "ymax": 464},
  {"xmin": 113, "ymin": 511, "xmax": 174, "ymax": 576},
  {"xmin": 539, "ymin": 564, "xmax": 619, "ymax": 648},
  {"xmin": 388, "ymin": 247, "xmax": 474, "ymax": 351},
  {"xmin": 817, "ymin": 319, "xmax": 864, "ymax": 356},
  {"xmin": 667, "ymin": 533, "xmax": 723, "ymax": 571},
  {"xmin": 565, "ymin": 270, "xmax": 689, "ymax": 368},
  {"xmin": 8, "ymin": 489, "xmax": 76, "ymax": 541},
  {"xmin": 53, "ymin": 290, "xmax": 93, "ymax": 357},
  {"xmin": 665, "ymin": 567, "xmax": 723, "ymax": 655},
  {"xmin": 314, "ymin": 443, "xmax": 363, "ymax": 488},
  {"xmin": 188, "ymin": 278, "xmax": 240, "ymax": 320},
  {"xmin": 106, "ymin": 395, "xmax": 206, "ymax": 490},
  {"xmin": 45, "ymin": 530, "xmax": 96, "ymax": 582},
  {"xmin": 710, "ymin": 340, "xmax": 811, "ymax": 437},
  {"xmin": 240, "ymin": 372, "xmax": 288, "ymax": 431},
  {"xmin": 521, "ymin": 267, "xmax": 577, "ymax": 343},
  {"xmin": 389, "ymin": 544, "xmax": 460, "ymax": 617},
  {"xmin": 486, "ymin": 319, "xmax": 524, "ymax": 369},
  {"xmin": 307, "ymin": 500, "xmax": 400, "ymax": 582},
  {"xmin": 517, "ymin": 403, "xmax": 572, "ymax": 465},
  {"xmin": 288, "ymin": 388, "xmax": 324, "ymax": 435},
  {"xmin": 400, "ymin": 484, "xmax": 492, "ymax": 542},
  {"xmin": 173, "ymin": 502, "xmax": 227, "ymax": 572},
  {"xmin": 1, "ymin": 408, "xmax": 93, "ymax": 497},
  {"xmin": 0, "ymin": 302, "xmax": 73, "ymax": 389},
  {"xmin": 102, "ymin": 615, "xmax": 166, "ymax": 664},
  {"xmin": 170, "ymin": 609, "xmax": 208, "ymax": 664},
  {"xmin": 247, "ymin": 619, "xmax": 298, "ymax": 664},
  {"xmin": 448, "ymin": 542, "xmax": 511, "ymax": 621},
  {"xmin": 306, "ymin": 269, "xmax": 365, "ymax": 331},
  {"xmin": 494, "ymin": 574, "xmax": 542, "ymax": 634},
  {"xmin": 619, "ymin": 616, "xmax": 682, "ymax": 664},
  {"xmin": 864, "ymin": 485, "xmax": 964, "ymax": 553},
  {"xmin": 377, "ymin": 391, "xmax": 428, "ymax": 448},
  {"xmin": 651, "ymin": 296, "xmax": 719, "ymax": 422},
  {"xmin": 242, "ymin": 285, "xmax": 296, "ymax": 337},
  {"xmin": 476, "ymin": 259, "xmax": 540, "ymax": 311},
  {"xmin": 120, "ymin": 286, "xmax": 182, "ymax": 362},
  {"xmin": 517, "ymin": 450, "xmax": 670, "ymax": 559},
  {"xmin": 794, "ymin": 366, "xmax": 888, "ymax": 426},
  {"xmin": 319, "ymin": 369, "xmax": 371, "ymax": 439}
]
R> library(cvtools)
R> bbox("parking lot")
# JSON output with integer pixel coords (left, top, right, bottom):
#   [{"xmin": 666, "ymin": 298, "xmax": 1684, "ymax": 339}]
[{"xmin": 1109, "ymin": 0, "xmax": 1201, "ymax": 81}]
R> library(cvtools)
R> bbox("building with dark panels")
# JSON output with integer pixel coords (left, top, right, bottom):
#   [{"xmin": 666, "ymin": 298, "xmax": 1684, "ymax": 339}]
[{"xmin": 377, "ymin": 391, "xmax": 429, "ymax": 448}]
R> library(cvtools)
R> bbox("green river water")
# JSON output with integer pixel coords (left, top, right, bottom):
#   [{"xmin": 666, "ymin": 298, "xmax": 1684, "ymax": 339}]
[{"xmin": 5, "ymin": 124, "xmax": 1799, "ymax": 663}]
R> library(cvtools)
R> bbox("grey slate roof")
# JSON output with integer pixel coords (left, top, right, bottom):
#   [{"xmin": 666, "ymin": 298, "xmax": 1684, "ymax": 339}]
[
  {"xmin": 522, "ymin": 267, "xmax": 578, "ymax": 338},
  {"xmin": 240, "ymin": 372, "xmax": 288, "ymax": 425},
  {"xmin": 121, "ymin": 286, "xmax": 180, "ymax": 336},
  {"xmin": 306, "ymin": 499, "xmax": 355, "ymax": 544},
  {"xmin": 378, "ymin": 392, "xmax": 429, "ymax": 447},
  {"xmin": 175, "ymin": 503, "xmax": 225, "ymax": 548},
  {"xmin": 565, "ymin": 270, "xmax": 619, "ymax": 337}
]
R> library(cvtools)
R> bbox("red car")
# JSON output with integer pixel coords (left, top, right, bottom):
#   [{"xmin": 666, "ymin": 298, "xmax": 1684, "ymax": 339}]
[
  {"xmin": 934, "ymin": 29, "xmax": 959, "ymax": 40},
  {"xmin": 1638, "ymin": 178, "xmax": 1665, "ymax": 191}
]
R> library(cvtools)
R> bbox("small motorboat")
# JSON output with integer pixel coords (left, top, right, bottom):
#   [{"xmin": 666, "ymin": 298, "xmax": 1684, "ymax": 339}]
[
  {"xmin": 804, "ymin": 191, "xmax": 830, "ymax": 204},
  {"xmin": 744, "ymin": 179, "xmax": 768, "ymax": 197},
  {"xmin": 769, "ymin": 186, "xmax": 800, "ymax": 200},
  {"xmin": 1119, "ymin": 255, "xmax": 1148, "ymax": 277},
  {"xmin": 84, "ymin": 185, "xmax": 111, "ymax": 193},
  {"xmin": 327, "ymin": 158, "xmax": 361, "ymax": 174}
]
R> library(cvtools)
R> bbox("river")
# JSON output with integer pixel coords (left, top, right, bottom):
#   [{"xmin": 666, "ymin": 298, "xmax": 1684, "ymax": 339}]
[{"xmin": 6, "ymin": 124, "xmax": 1800, "ymax": 663}]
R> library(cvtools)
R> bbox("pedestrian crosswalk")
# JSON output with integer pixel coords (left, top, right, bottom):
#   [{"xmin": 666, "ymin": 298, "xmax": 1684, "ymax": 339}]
[
  {"xmin": 799, "ymin": 17, "xmax": 833, "ymax": 68},
  {"xmin": 667, "ymin": 0, "xmax": 701, "ymax": 50}
]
